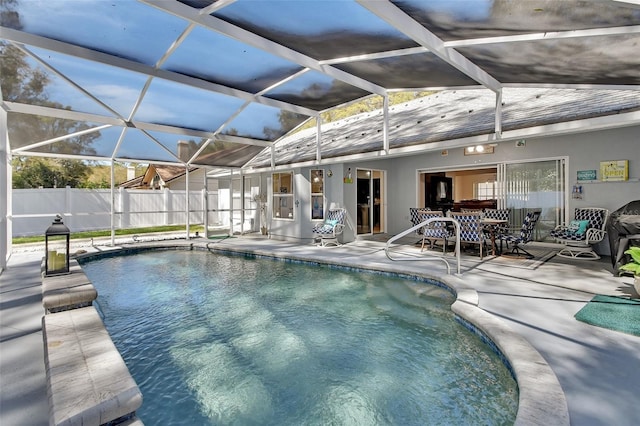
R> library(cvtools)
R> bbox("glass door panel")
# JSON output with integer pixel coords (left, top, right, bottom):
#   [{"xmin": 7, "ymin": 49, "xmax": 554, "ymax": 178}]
[
  {"xmin": 357, "ymin": 169, "xmax": 385, "ymax": 235},
  {"xmin": 372, "ymin": 170, "xmax": 383, "ymax": 234},
  {"xmin": 357, "ymin": 169, "xmax": 371, "ymax": 234},
  {"xmin": 501, "ymin": 159, "xmax": 565, "ymax": 241}
]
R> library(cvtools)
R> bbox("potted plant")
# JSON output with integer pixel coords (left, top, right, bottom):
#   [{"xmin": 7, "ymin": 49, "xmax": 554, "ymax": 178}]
[{"xmin": 619, "ymin": 246, "xmax": 640, "ymax": 296}]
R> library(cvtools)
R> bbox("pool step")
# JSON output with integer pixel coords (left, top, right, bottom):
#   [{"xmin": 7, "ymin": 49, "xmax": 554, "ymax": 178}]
[{"xmin": 366, "ymin": 281, "xmax": 453, "ymax": 329}]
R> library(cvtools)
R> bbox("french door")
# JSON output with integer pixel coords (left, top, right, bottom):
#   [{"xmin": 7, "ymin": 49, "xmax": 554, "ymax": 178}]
[
  {"xmin": 356, "ymin": 169, "xmax": 385, "ymax": 235},
  {"xmin": 498, "ymin": 158, "xmax": 566, "ymax": 241}
]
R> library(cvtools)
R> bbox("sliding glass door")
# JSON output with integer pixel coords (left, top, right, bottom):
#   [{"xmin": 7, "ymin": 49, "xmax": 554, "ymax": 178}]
[
  {"xmin": 499, "ymin": 158, "xmax": 566, "ymax": 241},
  {"xmin": 356, "ymin": 169, "xmax": 385, "ymax": 235}
]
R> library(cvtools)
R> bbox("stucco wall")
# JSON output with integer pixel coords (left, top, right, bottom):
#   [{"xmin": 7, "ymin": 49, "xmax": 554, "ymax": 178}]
[
  {"xmin": 259, "ymin": 124, "xmax": 638, "ymax": 254},
  {"xmin": 348, "ymin": 125, "xmax": 638, "ymax": 238}
]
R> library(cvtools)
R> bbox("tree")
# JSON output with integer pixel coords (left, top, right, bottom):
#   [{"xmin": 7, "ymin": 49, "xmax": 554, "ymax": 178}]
[
  {"xmin": 2, "ymin": 0, "xmax": 100, "ymax": 188},
  {"xmin": 11, "ymin": 157, "xmax": 90, "ymax": 188},
  {"xmin": 292, "ymin": 91, "xmax": 434, "ymax": 134}
]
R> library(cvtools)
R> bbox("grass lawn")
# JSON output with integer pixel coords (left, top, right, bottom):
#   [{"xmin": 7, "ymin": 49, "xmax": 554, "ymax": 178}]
[{"xmin": 13, "ymin": 225, "xmax": 205, "ymax": 245}]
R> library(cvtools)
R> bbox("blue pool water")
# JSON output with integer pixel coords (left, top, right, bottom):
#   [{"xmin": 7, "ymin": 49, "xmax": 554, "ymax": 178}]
[{"xmin": 81, "ymin": 250, "xmax": 517, "ymax": 425}]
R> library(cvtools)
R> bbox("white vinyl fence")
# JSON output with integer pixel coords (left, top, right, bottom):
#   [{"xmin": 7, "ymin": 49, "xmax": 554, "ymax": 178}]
[{"xmin": 12, "ymin": 187, "xmax": 212, "ymax": 237}]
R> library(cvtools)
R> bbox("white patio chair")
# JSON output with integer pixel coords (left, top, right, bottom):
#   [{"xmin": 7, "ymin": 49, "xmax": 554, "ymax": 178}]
[
  {"xmin": 312, "ymin": 208, "xmax": 347, "ymax": 247},
  {"xmin": 550, "ymin": 207, "xmax": 609, "ymax": 260}
]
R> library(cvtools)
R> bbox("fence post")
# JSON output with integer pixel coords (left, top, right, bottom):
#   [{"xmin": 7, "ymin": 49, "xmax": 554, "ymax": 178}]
[
  {"xmin": 120, "ymin": 187, "xmax": 129, "ymax": 229},
  {"xmin": 185, "ymin": 167, "xmax": 190, "ymax": 239},
  {"xmin": 202, "ymin": 188, "xmax": 207, "ymax": 235},
  {"xmin": 65, "ymin": 186, "xmax": 72, "ymax": 229},
  {"xmin": 164, "ymin": 187, "xmax": 171, "ymax": 226}
]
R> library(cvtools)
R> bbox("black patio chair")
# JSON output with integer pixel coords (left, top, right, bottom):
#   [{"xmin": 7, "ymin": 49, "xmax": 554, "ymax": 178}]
[{"xmin": 498, "ymin": 211, "xmax": 541, "ymax": 259}]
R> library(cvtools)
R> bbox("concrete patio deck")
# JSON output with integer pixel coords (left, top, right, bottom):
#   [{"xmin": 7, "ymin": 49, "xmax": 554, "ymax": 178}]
[{"xmin": 1, "ymin": 234, "xmax": 639, "ymax": 425}]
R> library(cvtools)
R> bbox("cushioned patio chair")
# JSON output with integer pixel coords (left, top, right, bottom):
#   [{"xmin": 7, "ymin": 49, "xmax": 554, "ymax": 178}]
[
  {"xmin": 419, "ymin": 210, "xmax": 451, "ymax": 253},
  {"xmin": 483, "ymin": 208, "xmax": 510, "ymax": 226},
  {"xmin": 498, "ymin": 211, "xmax": 541, "ymax": 259},
  {"xmin": 482, "ymin": 208, "xmax": 510, "ymax": 255},
  {"xmin": 312, "ymin": 208, "xmax": 347, "ymax": 247},
  {"xmin": 550, "ymin": 207, "xmax": 609, "ymax": 260},
  {"xmin": 482, "ymin": 208, "xmax": 510, "ymax": 236},
  {"xmin": 409, "ymin": 207, "xmax": 431, "ymax": 243},
  {"xmin": 449, "ymin": 212, "xmax": 485, "ymax": 259}
]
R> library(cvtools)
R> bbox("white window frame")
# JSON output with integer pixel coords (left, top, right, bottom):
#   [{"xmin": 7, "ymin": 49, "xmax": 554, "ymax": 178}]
[
  {"xmin": 310, "ymin": 169, "xmax": 324, "ymax": 221},
  {"xmin": 272, "ymin": 171, "xmax": 294, "ymax": 220}
]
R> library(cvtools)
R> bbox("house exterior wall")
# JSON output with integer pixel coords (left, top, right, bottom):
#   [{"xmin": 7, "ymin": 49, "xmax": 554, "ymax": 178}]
[
  {"xmin": 264, "ymin": 164, "xmax": 349, "ymax": 243},
  {"xmin": 268, "ymin": 125, "xmax": 639, "ymax": 254},
  {"xmin": 341, "ymin": 125, "xmax": 639, "ymax": 239},
  {"xmin": 163, "ymin": 168, "xmax": 207, "ymax": 191}
]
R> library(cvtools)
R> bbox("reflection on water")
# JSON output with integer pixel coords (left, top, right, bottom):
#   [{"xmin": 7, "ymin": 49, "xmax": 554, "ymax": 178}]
[{"xmin": 83, "ymin": 250, "xmax": 517, "ymax": 425}]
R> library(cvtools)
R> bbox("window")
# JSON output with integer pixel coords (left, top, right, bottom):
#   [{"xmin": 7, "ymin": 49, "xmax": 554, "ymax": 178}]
[
  {"xmin": 272, "ymin": 171, "xmax": 294, "ymax": 219},
  {"xmin": 475, "ymin": 181, "xmax": 497, "ymax": 200},
  {"xmin": 310, "ymin": 169, "xmax": 324, "ymax": 220}
]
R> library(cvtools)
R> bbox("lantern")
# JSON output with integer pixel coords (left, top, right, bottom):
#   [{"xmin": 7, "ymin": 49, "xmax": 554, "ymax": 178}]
[{"xmin": 45, "ymin": 215, "xmax": 70, "ymax": 276}]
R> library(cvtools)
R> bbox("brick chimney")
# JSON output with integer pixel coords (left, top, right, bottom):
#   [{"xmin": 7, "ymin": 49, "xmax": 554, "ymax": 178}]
[{"xmin": 178, "ymin": 140, "xmax": 190, "ymax": 162}]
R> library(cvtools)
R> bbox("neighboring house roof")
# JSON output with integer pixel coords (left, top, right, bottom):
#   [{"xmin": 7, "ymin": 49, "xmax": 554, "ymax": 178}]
[
  {"xmin": 119, "ymin": 165, "xmax": 199, "ymax": 189},
  {"xmin": 151, "ymin": 165, "xmax": 194, "ymax": 184},
  {"xmin": 119, "ymin": 175, "xmax": 144, "ymax": 189},
  {"xmin": 245, "ymin": 88, "xmax": 640, "ymax": 169}
]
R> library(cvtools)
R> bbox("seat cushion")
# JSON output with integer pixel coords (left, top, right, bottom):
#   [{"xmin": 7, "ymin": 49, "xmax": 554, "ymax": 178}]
[
  {"xmin": 550, "ymin": 228, "xmax": 587, "ymax": 241},
  {"xmin": 312, "ymin": 223, "xmax": 334, "ymax": 234}
]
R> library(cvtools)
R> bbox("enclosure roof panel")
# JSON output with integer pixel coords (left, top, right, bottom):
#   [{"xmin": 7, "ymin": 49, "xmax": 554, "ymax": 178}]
[
  {"xmin": 2, "ymin": 0, "xmax": 640, "ymax": 169},
  {"xmin": 244, "ymin": 88, "xmax": 640, "ymax": 169}
]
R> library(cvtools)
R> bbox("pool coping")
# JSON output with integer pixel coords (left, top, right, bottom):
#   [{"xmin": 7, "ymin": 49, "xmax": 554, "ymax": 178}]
[{"xmin": 76, "ymin": 240, "xmax": 570, "ymax": 425}]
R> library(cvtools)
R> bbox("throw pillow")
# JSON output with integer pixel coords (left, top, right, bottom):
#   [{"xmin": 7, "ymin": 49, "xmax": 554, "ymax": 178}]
[
  {"xmin": 568, "ymin": 220, "xmax": 590, "ymax": 236},
  {"xmin": 321, "ymin": 224, "xmax": 334, "ymax": 232},
  {"xmin": 325, "ymin": 219, "xmax": 339, "ymax": 227}
]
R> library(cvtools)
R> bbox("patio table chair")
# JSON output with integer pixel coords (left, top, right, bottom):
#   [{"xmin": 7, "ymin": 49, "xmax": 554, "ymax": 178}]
[
  {"xmin": 410, "ymin": 207, "xmax": 431, "ymax": 243},
  {"xmin": 482, "ymin": 208, "xmax": 510, "ymax": 256},
  {"xmin": 498, "ymin": 211, "xmax": 541, "ymax": 259},
  {"xmin": 483, "ymin": 208, "xmax": 510, "ymax": 237},
  {"xmin": 550, "ymin": 207, "xmax": 609, "ymax": 260},
  {"xmin": 419, "ymin": 210, "xmax": 451, "ymax": 253},
  {"xmin": 449, "ymin": 212, "xmax": 485, "ymax": 259}
]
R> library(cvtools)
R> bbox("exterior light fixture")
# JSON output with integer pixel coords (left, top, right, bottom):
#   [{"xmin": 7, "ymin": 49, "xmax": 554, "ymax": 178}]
[
  {"xmin": 44, "ymin": 215, "xmax": 70, "ymax": 276},
  {"xmin": 464, "ymin": 144, "xmax": 495, "ymax": 156}
]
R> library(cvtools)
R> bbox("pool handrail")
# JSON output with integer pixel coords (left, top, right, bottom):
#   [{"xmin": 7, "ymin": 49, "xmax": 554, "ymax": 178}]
[{"xmin": 385, "ymin": 216, "xmax": 461, "ymax": 275}]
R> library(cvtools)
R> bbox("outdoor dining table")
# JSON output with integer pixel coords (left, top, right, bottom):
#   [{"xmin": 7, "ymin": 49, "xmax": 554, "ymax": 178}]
[{"xmin": 482, "ymin": 218, "xmax": 509, "ymax": 256}]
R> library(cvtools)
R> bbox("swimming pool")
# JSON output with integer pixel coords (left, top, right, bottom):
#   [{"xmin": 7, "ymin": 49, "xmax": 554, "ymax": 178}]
[{"xmin": 81, "ymin": 249, "xmax": 518, "ymax": 425}]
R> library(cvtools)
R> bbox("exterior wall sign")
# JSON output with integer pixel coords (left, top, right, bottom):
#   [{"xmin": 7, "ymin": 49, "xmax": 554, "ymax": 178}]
[
  {"xmin": 577, "ymin": 170, "xmax": 597, "ymax": 181},
  {"xmin": 600, "ymin": 160, "xmax": 629, "ymax": 182}
]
